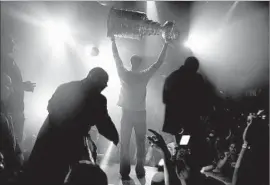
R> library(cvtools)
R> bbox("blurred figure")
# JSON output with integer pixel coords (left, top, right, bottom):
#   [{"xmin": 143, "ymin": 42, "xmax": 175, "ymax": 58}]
[
  {"xmin": 1, "ymin": 35, "xmax": 36, "ymax": 143},
  {"xmin": 64, "ymin": 160, "xmax": 108, "ymax": 185},
  {"xmin": 0, "ymin": 73, "xmax": 23, "ymax": 183},
  {"xmin": 228, "ymin": 142, "xmax": 237, "ymax": 165},
  {"xmin": 163, "ymin": 56, "xmax": 206, "ymax": 136},
  {"xmin": 111, "ymin": 36, "xmax": 170, "ymax": 180},
  {"xmin": 0, "ymin": 152, "xmax": 4, "ymax": 172},
  {"xmin": 212, "ymin": 141, "xmax": 238, "ymax": 177},
  {"xmin": 232, "ymin": 112, "xmax": 269, "ymax": 185},
  {"xmin": 163, "ymin": 57, "xmax": 209, "ymax": 185},
  {"xmin": 0, "ymin": 152, "xmax": 5, "ymax": 183},
  {"xmin": 147, "ymin": 129, "xmax": 183, "ymax": 185},
  {"xmin": 22, "ymin": 67, "xmax": 119, "ymax": 185},
  {"xmin": 21, "ymin": 134, "xmax": 36, "ymax": 162},
  {"xmin": 88, "ymin": 126, "xmax": 99, "ymax": 162}
]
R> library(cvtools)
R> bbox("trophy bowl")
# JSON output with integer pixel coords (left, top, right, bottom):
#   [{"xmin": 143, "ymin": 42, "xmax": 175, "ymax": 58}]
[{"xmin": 107, "ymin": 8, "xmax": 179, "ymax": 41}]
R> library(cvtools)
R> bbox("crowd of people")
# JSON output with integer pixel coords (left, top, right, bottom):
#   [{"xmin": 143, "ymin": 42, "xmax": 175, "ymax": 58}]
[{"xmin": 1, "ymin": 23, "xmax": 269, "ymax": 185}]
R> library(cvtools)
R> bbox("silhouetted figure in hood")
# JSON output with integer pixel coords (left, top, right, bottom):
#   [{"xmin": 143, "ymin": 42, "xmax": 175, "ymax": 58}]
[
  {"xmin": 22, "ymin": 67, "xmax": 119, "ymax": 185},
  {"xmin": 163, "ymin": 57, "xmax": 209, "ymax": 185}
]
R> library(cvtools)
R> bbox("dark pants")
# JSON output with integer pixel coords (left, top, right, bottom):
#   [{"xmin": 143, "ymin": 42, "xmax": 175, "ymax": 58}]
[
  {"xmin": 12, "ymin": 111, "xmax": 25, "ymax": 144},
  {"xmin": 120, "ymin": 109, "xmax": 146, "ymax": 178}
]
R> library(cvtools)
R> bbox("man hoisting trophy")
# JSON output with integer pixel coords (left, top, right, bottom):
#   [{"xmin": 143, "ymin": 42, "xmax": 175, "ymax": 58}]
[{"xmin": 107, "ymin": 7, "xmax": 179, "ymax": 181}]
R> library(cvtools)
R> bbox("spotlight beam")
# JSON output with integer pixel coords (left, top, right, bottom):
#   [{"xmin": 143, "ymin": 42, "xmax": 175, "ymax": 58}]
[{"xmin": 43, "ymin": 20, "xmax": 72, "ymax": 46}]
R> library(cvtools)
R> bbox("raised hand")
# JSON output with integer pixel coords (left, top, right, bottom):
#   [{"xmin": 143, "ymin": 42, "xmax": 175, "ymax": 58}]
[
  {"xmin": 162, "ymin": 21, "xmax": 174, "ymax": 43},
  {"xmin": 242, "ymin": 113, "xmax": 256, "ymax": 143}
]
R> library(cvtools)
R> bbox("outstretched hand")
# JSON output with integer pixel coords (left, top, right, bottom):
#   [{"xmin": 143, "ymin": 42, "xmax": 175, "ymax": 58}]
[{"xmin": 243, "ymin": 113, "xmax": 256, "ymax": 143}]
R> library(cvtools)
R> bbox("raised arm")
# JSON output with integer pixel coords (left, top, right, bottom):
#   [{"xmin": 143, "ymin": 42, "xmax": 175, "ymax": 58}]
[
  {"xmin": 111, "ymin": 37, "xmax": 127, "ymax": 78},
  {"xmin": 148, "ymin": 129, "xmax": 182, "ymax": 185},
  {"xmin": 142, "ymin": 42, "xmax": 169, "ymax": 78}
]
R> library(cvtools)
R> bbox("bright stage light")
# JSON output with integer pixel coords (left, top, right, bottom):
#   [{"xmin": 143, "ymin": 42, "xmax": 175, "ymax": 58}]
[
  {"xmin": 100, "ymin": 142, "xmax": 114, "ymax": 169},
  {"xmin": 184, "ymin": 40, "xmax": 191, "ymax": 48},
  {"xmin": 30, "ymin": 92, "xmax": 50, "ymax": 120},
  {"xmin": 147, "ymin": 1, "xmax": 159, "ymax": 22},
  {"xmin": 43, "ymin": 20, "xmax": 72, "ymax": 49},
  {"xmin": 43, "ymin": 20, "xmax": 72, "ymax": 57},
  {"xmin": 183, "ymin": 33, "xmax": 214, "ymax": 55}
]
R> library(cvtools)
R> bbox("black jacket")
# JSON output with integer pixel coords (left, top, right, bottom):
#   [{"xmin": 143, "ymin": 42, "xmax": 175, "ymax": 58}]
[
  {"xmin": 162, "ymin": 66, "xmax": 207, "ymax": 134},
  {"xmin": 1, "ymin": 56, "xmax": 24, "ymax": 113},
  {"xmin": 23, "ymin": 81, "xmax": 119, "ymax": 184}
]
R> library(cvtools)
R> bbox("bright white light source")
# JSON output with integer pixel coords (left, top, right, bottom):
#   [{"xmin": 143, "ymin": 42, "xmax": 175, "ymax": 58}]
[
  {"xmin": 84, "ymin": 45, "xmax": 94, "ymax": 57},
  {"xmin": 184, "ymin": 40, "xmax": 191, "ymax": 48},
  {"xmin": 147, "ymin": 1, "xmax": 159, "ymax": 22},
  {"xmin": 183, "ymin": 33, "xmax": 215, "ymax": 55},
  {"xmin": 180, "ymin": 135, "xmax": 191, "ymax": 145},
  {"xmin": 184, "ymin": 35, "xmax": 206, "ymax": 51},
  {"xmin": 43, "ymin": 20, "xmax": 72, "ymax": 56},
  {"xmin": 44, "ymin": 20, "xmax": 71, "ymax": 43},
  {"xmin": 100, "ymin": 142, "xmax": 114, "ymax": 169},
  {"xmin": 31, "ymin": 93, "xmax": 50, "ymax": 120},
  {"xmin": 158, "ymin": 159, "xmax": 164, "ymax": 166}
]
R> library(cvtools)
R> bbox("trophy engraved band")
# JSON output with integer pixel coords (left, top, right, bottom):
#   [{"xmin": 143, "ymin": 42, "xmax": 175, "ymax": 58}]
[{"xmin": 107, "ymin": 8, "xmax": 179, "ymax": 40}]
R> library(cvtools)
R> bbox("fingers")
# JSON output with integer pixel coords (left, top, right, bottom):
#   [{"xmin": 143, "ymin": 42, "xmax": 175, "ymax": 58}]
[
  {"xmin": 25, "ymin": 81, "xmax": 36, "ymax": 86},
  {"xmin": 29, "ymin": 82, "xmax": 36, "ymax": 89},
  {"xmin": 147, "ymin": 135, "xmax": 156, "ymax": 144}
]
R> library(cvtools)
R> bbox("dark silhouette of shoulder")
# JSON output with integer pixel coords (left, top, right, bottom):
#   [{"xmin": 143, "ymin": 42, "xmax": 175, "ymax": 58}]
[{"xmin": 47, "ymin": 81, "xmax": 82, "ymax": 112}]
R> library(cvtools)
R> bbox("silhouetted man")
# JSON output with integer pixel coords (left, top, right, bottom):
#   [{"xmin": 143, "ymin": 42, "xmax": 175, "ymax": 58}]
[
  {"xmin": 22, "ymin": 67, "xmax": 119, "ymax": 185},
  {"xmin": 1, "ymin": 35, "xmax": 36, "ymax": 143},
  {"xmin": 111, "ymin": 36, "xmax": 169, "ymax": 180},
  {"xmin": 163, "ymin": 57, "xmax": 206, "ymax": 135},
  {"xmin": 0, "ymin": 73, "xmax": 23, "ymax": 183},
  {"xmin": 163, "ymin": 57, "xmax": 208, "ymax": 185}
]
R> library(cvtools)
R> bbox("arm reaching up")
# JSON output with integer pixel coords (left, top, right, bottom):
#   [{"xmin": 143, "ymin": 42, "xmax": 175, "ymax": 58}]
[
  {"xmin": 148, "ymin": 129, "xmax": 182, "ymax": 185},
  {"xmin": 142, "ymin": 42, "xmax": 169, "ymax": 78},
  {"xmin": 111, "ymin": 37, "xmax": 127, "ymax": 79}
]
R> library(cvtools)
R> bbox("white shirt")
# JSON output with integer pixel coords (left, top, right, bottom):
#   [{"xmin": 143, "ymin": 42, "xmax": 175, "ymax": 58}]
[
  {"xmin": 117, "ymin": 71, "xmax": 150, "ymax": 111},
  {"xmin": 112, "ymin": 40, "xmax": 168, "ymax": 111}
]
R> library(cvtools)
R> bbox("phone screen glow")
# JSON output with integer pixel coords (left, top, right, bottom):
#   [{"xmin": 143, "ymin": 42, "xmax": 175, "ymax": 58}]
[{"xmin": 180, "ymin": 135, "xmax": 190, "ymax": 145}]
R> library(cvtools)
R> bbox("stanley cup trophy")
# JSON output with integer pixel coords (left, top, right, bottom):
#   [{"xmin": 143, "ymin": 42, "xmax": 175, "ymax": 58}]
[{"xmin": 107, "ymin": 8, "xmax": 179, "ymax": 40}]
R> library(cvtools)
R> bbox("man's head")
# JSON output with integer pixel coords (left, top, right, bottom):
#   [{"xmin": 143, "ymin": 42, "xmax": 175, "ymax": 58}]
[
  {"xmin": 130, "ymin": 55, "xmax": 143, "ymax": 71},
  {"xmin": 229, "ymin": 143, "xmax": 237, "ymax": 154},
  {"xmin": 85, "ymin": 67, "xmax": 108, "ymax": 93},
  {"xmin": 1, "ymin": 73, "xmax": 13, "ymax": 102},
  {"xmin": 184, "ymin": 56, "xmax": 199, "ymax": 73}
]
